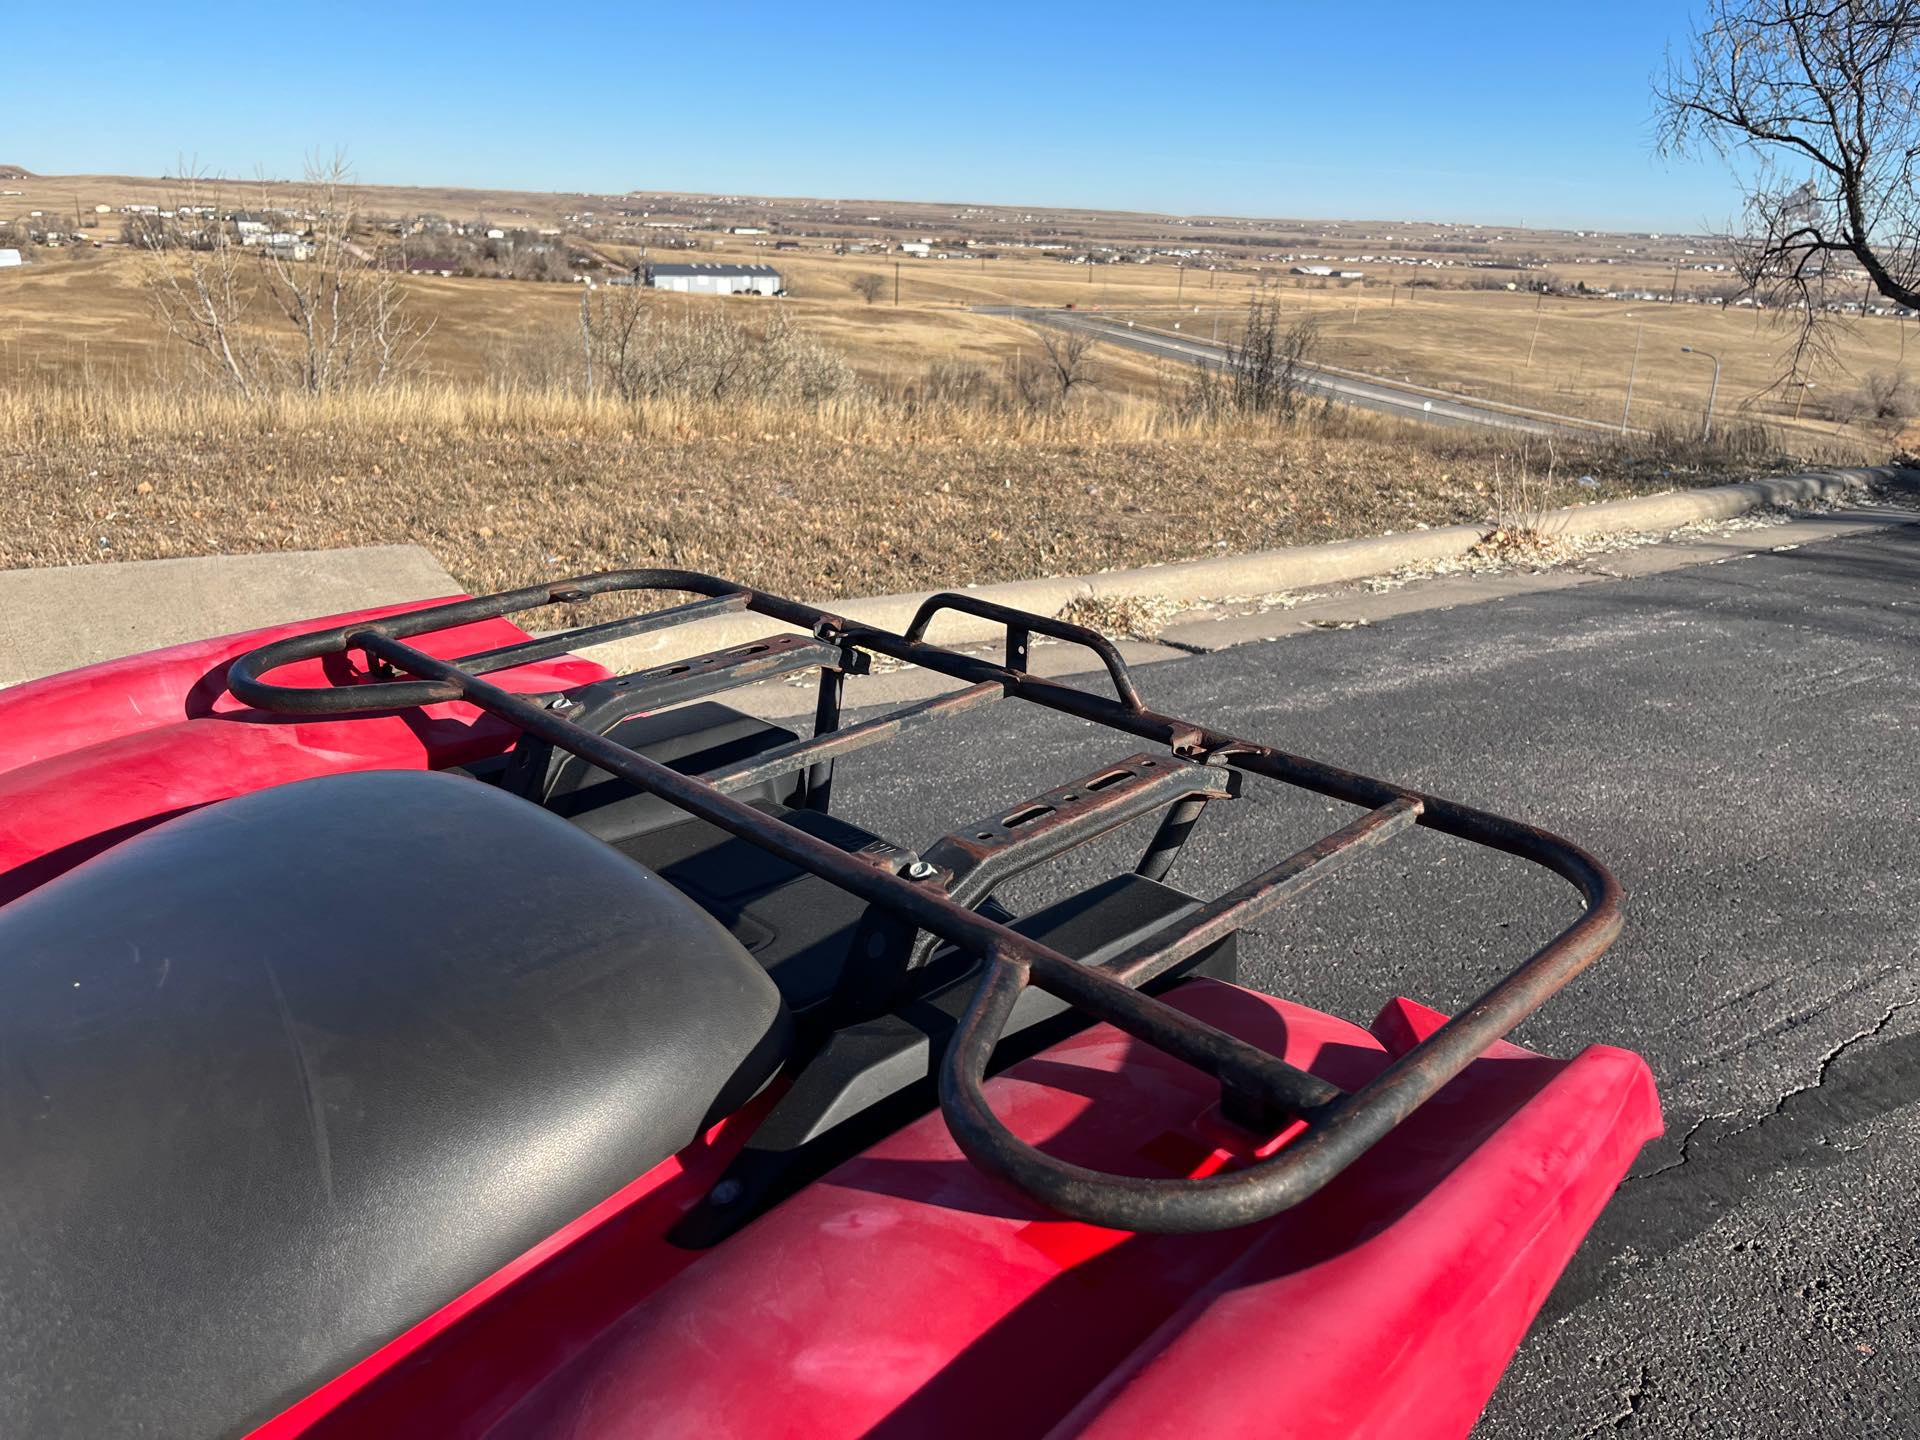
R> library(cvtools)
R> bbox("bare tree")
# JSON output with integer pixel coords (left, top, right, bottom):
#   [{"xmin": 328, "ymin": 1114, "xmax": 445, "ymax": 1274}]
[
  {"xmin": 258, "ymin": 155, "xmax": 430, "ymax": 394},
  {"xmin": 131, "ymin": 177, "xmax": 263, "ymax": 397},
  {"xmin": 134, "ymin": 157, "xmax": 429, "ymax": 396},
  {"xmin": 1004, "ymin": 325, "xmax": 1099, "ymax": 411},
  {"xmin": 1849, "ymin": 368, "xmax": 1916, "ymax": 436},
  {"xmin": 849, "ymin": 272, "xmax": 885, "ymax": 304},
  {"xmin": 1657, "ymin": 1, "xmax": 1920, "ymax": 374}
]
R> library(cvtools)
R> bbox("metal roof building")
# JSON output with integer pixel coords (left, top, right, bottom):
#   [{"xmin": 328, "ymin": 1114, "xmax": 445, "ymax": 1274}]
[{"xmin": 642, "ymin": 262, "xmax": 782, "ymax": 296}]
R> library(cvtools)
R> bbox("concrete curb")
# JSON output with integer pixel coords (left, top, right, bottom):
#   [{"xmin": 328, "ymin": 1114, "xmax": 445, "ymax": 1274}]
[{"xmin": 576, "ymin": 465, "xmax": 1915, "ymax": 671}]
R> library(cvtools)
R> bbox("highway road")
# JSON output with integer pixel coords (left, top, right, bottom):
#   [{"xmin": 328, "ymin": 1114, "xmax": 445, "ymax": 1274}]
[
  {"xmin": 837, "ymin": 520, "xmax": 1920, "ymax": 1437},
  {"xmin": 978, "ymin": 304, "xmax": 1611, "ymax": 438}
]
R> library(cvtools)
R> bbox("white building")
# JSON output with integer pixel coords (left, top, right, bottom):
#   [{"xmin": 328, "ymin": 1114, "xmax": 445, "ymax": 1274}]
[
  {"xmin": 642, "ymin": 262, "xmax": 781, "ymax": 296},
  {"xmin": 899, "ymin": 241, "xmax": 931, "ymax": 257},
  {"xmin": 0, "ymin": 249, "xmax": 22, "ymax": 268}
]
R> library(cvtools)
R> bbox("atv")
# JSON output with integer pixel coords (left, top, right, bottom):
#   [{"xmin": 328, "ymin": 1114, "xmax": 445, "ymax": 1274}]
[{"xmin": 0, "ymin": 570, "xmax": 1660, "ymax": 1438}]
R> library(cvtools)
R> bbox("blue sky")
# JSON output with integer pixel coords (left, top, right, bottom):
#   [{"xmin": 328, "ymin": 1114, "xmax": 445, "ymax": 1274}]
[{"xmin": 8, "ymin": 2, "xmax": 1735, "ymax": 230}]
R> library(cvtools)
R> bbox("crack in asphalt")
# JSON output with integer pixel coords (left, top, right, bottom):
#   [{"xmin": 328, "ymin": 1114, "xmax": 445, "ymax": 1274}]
[
  {"xmin": 1541, "ymin": 990, "xmax": 1920, "ymax": 1327},
  {"xmin": 1794, "ymin": 995, "xmax": 1919, "ymax": 1108},
  {"xmin": 1671, "ymin": 966, "xmax": 1902, "ymax": 1079},
  {"xmin": 1631, "ymin": 991, "xmax": 1917, "ymax": 1183},
  {"xmin": 1628, "ymin": 1110, "xmax": 1735, "ymax": 1183}
]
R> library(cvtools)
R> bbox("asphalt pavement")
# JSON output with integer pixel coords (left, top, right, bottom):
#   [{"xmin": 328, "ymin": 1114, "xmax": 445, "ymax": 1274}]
[{"xmin": 826, "ymin": 521, "xmax": 1920, "ymax": 1437}]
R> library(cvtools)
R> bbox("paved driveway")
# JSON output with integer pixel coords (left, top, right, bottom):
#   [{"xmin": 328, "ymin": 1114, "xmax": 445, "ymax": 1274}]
[{"xmin": 836, "ymin": 522, "xmax": 1920, "ymax": 1436}]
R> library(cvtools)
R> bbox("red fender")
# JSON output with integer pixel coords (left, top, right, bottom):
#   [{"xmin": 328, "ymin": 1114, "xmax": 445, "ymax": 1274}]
[{"xmin": 0, "ymin": 596, "xmax": 603, "ymax": 901}]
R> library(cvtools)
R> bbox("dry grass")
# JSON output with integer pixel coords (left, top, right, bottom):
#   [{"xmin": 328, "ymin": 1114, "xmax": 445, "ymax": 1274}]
[{"xmin": 0, "ymin": 376, "xmax": 1804, "ymax": 608}]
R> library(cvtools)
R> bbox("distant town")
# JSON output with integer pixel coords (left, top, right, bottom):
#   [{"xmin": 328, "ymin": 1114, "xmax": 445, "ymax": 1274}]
[{"xmin": 1, "ymin": 170, "xmax": 1910, "ymax": 319}]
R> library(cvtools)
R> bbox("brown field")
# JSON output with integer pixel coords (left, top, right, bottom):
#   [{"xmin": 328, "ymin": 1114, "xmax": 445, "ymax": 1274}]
[
  {"xmin": 5, "ymin": 168, "xmax": 1911, "ymax": 443},
  {"xmin": 0, "ymin": 169, "xmax": 1903, "ymax": 610},
  {"xmin": 1105, "ymin": 286, "xmax": 1917, "ymax": 445},
  {"xmin": 4, "ymin": 243, "xmax": 1908, "ymax": 452},
  {"xmin": 0, "ymin": 248, "xmax": 1182, "ymax": 397}
]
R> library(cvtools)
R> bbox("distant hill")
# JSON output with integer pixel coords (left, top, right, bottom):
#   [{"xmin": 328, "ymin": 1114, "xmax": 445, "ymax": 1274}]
[{"xmin": 0, "ymin": 165, "xmax": 33, "ymax": 180}]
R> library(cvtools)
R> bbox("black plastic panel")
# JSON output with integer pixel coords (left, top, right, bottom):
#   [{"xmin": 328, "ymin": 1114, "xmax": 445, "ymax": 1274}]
[
  {"xmin": 611, "ymin": 802, "xmax": 912, "ymax": 1016},
  {"xmin": 0, "ymin": 770, "xmax": 790, "ymax": 1439},
  {"xmin": 525, "ymin": 701, "xmax": 804, "ymax": 840}
]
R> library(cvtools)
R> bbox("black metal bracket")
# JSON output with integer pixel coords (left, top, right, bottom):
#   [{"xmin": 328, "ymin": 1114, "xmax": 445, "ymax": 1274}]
[{"xmin": 907, "ymin": 754, "xmax": 1240, "ymax": 968}]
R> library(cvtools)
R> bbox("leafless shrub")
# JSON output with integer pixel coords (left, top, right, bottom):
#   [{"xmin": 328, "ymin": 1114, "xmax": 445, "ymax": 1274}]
[
  {"xmin": 907, "ymin": 359, "xmax": 999, "ymax": 413},
  {"xmin": 1232, "ymin": 300, "xmax": 1317, "ymax": 417},
  {"xmin": 573, "ymin": 299, "xmax": 857, "ymax": 406},
  {"xmin": 1181, "ymin": 297, "xmax": 1319, "ymax": 422},
  {"xmin": 579, "ymin": 282, "xmax": 651, "ymax": 399},
  {"xmin": 1005, "ymin": 353, "xmax": 1052, "ymax": 413},
  {"xmin": 849, "ymin": 272, "xmax": 885, "ymax": 304},
  {"xmin": 1842, "ymin": 370, "xmax": 1915, "ymax": 438}
]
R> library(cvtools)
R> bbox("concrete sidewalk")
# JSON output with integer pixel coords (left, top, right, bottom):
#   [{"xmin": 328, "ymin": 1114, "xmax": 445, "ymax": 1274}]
[
  {"xmin": 0, "ymin": 546, "xmax": 459, "ymax": 689},
  {"xmin": 709, "ymin": 498, "xmax": 1920, "ymax": 721}
]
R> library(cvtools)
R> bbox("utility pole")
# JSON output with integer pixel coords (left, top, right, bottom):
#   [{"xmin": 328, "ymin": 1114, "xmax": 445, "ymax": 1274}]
[
  {"xmin": 1176, "ymin": 264, "xmax": 1184, "ymax": 300},
  {"xmin": 1525, "ymin": 293, "xmax": 1545, "ymax": 369},
  {"xmin": 893, "ymin": 261, "xmax": 900, "ymax": 307}
]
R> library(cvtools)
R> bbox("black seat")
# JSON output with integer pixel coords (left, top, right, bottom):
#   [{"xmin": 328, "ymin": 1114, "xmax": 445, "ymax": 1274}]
[{"xmin": 0, "ymin": 769, "xmax": 790, "ymax": 1439}]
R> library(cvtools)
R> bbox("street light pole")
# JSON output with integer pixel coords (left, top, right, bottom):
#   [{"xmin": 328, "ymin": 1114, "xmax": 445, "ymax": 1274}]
[
  {"xmin": 1680, "ymin": 345, "xmax": 1721, "ymax": 441},
  {"xmin": 1621, "ymin": 320, "xmax": 1643, "ymax": 434}
]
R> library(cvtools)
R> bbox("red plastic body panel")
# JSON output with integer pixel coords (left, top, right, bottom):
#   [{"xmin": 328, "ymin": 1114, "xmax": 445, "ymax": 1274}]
[
  {"xmin": 0, "ymin": 597, "xmax": 604, "ymax": 901},
  {"xmin": 452, "ymin": 983, "xmax": 1658, "ymax": 1440}
]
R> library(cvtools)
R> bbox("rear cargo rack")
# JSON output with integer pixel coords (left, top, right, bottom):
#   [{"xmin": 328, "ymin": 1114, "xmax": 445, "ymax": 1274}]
[{"xmin": 228, "ymin": 569, "xmax": 1623, "ymax": 1234}]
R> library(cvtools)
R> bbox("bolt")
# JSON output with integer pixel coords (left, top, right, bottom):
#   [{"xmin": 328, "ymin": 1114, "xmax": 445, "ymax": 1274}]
[
  {"xmin": 905, "ymin": 859, "xmax": 936, "ymax": 880},
  {"xmin": 548, "ymin": 696, "xmax": 576, "ymax": 711},
  {"xmin": 709, "ymin": 1179, "xmax": 743, "ymax": 1207}
]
